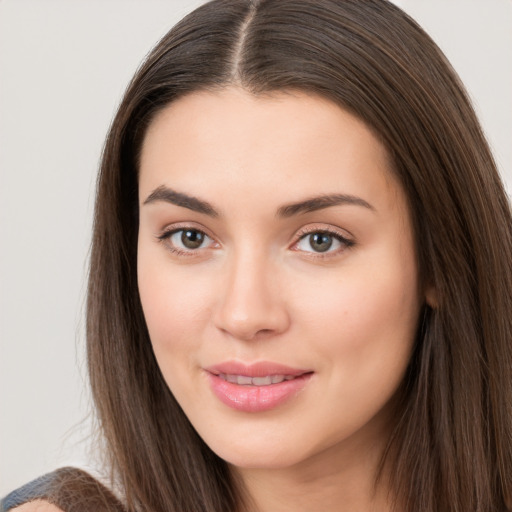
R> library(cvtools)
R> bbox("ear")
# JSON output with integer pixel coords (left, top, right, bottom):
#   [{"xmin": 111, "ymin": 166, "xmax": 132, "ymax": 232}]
[{"xmin": 425, "ymin": 283, "xmax": 437, "ymax": 308}]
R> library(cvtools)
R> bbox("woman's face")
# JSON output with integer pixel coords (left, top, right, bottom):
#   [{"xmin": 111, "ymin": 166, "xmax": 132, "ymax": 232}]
[{"xmin": 137, "ymin": 88, "xmax": 424, "ymax": 471}]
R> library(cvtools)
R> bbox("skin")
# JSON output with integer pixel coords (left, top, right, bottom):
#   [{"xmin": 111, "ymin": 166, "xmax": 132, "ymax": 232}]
[
  {"xmin": 11, "ymin": 501, "xmax": 63, "ymax": 512},
  {"xmin": 137, "ymin": 87, "xmax": 425, "ymax": 512}
]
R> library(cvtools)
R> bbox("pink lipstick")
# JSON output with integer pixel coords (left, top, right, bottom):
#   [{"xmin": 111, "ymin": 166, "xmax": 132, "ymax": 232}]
[{"xmin": 204, "ymin": 361, "xmax": 313, "ymax": 412}]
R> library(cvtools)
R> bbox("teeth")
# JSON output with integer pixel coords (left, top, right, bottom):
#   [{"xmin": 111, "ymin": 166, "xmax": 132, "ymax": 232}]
[
  {"xmin": 237, "ymin": 375, "xmax": 253, "ymax": 385},
  {"xmin": 252, "ymin": 376, "xmax": 272, "ymax": 386},
  {"xmin": 218, "ymin": 374, "xmax": 295, "ymax": 386}
]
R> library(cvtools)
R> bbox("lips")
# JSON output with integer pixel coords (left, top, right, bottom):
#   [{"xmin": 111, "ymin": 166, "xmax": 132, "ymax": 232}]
[
  {"xmin": 218, "ymin": 374, "xmax": 296, "ymax": 386},
  {"xmin": 204, "ymin": 361, "xmax": 313, "ymax": 412},
  {"xmin": 206, "ymin": 361, "xmax": 310, "ymax": 378}
]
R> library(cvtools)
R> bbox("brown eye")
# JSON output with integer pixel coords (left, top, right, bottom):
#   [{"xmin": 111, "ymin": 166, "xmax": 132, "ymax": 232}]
[
  {"xmin": 160, "ymin": 228, "xmax": 213, "ymax": 253},
  {"xmin": 181, "ymin": 229, "xmax": 205, "ymax": 249},
  {"xmin": 308, "ymin": 232, "xmax": 333, "ymax": 252},
  {"xmin": 295, "ymin": 229, "xmax": 353, "ymax": 255}
]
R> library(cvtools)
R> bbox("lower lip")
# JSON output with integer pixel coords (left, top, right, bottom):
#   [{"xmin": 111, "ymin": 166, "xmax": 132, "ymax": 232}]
[{"xmin": 206, "ymin": 373, "xmax": 312, "ymax": 412}]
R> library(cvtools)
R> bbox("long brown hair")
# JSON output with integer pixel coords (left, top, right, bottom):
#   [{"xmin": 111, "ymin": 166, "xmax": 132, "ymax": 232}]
[{"xmin": 86, "ymin": 1, "xmax": 512, "ymax": 510}]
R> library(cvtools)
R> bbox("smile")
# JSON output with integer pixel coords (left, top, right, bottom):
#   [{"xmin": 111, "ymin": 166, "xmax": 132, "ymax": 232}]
[
  {"xmin": 204, "ymin": 361, "xmax": 313, "ymax": 412},
  {"xmin": 217, "ymin": 374, "xmax": 297, "ymax": 386}
]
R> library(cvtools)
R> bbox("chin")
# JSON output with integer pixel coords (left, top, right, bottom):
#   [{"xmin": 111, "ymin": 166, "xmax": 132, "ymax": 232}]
[
  {"xmin": 203, "ymin": 431, "xmax": 308, "ymax": 470},
  {"xmin": 222, "ymin": 448, "xmax": 305, "ymax": 470}
]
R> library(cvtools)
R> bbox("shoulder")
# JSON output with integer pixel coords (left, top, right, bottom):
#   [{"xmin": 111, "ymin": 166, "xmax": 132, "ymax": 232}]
[
  {"xmin": 1, "ymin": 468, "xmax": 125, "ymax": 512},
  {"xmin": 8, "ymin": 501, "xmax": 64, "ymax": 512}
]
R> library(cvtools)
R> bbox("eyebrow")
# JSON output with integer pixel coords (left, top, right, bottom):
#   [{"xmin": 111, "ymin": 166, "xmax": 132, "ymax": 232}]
[
  {"xmin": 143, "ymin": 185, "xmax": 374, "ymax": 218},
  {"xmin": 277, "ymin": 194, "xmax": 375, "ymax": 217},
  {"xmin": 143, "ymin": 185, "xmax": 219, "ymax": 217}
]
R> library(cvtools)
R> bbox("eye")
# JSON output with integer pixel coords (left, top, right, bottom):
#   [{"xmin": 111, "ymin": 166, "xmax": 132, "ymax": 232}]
[
  {"xmin": 157, "ymin": 227, "xmax": 215, "ymax": 254},
  {"xmin": 294, "ymin": 229, "xmax": 353, "ymax": 255},
  {"xmin": 172, "ymin": 229, "xmax": 208, "ymax": 249}
]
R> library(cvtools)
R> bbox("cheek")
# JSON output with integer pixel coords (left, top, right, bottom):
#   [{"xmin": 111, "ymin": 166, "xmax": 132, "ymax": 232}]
[
  {"xmin": 137, "ymin": 249, "xmax": 214, "ymax": 362},
  {"xmin": 137, "ymin": 254, "xmax": 218, "ymax": 407},
  {"xmin": 296, "ymin": 251, "xmax": 420, "ymax": 389},
  {"xmin": 285, "ymin": 259, "xmax": 420, "ymax": 447}
]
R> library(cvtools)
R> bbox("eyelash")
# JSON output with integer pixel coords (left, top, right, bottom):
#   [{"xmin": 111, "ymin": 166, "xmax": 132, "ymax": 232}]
[
  {"xmin": 292, "ymin": 227, "xmax": 355, "ymax": 259},
  {"xmin": 156, "ymin": 224, "xmax": 216, "ymax": 257},
  {"xmin": 156, "ymin": 225, "xmax": 355, "ymax": 259}
]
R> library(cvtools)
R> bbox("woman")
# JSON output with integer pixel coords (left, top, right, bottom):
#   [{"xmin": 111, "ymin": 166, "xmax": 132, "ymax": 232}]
[{"xmin": 3, "ymin": 0, "xmax": 512, "ymax": 511}]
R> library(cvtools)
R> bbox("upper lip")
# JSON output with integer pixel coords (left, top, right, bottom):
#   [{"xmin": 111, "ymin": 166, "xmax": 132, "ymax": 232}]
[{"xmin": 205, "ymin": 361, "xmax": 311, "ymax": 378}]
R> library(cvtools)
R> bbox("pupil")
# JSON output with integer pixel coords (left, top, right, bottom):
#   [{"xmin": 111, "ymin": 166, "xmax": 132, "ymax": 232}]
[
  {"xmin": 181, "ymin": 230, "xmax": 204, "ymax": 249},
  {"xmin": 310, "ymin": 232, "xmax": 332, "ymax": 252}
]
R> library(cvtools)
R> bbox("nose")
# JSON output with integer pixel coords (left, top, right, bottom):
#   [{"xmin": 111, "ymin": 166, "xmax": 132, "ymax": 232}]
[{"xmin": 213, "ymin": 248, "xmax": 290, "ymax": 341}]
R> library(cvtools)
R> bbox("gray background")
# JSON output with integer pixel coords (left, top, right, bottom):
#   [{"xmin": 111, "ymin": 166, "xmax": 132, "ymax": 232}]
[{"xmin": 1, "ymin": 0, "xmax": 511, "ymax": 495}]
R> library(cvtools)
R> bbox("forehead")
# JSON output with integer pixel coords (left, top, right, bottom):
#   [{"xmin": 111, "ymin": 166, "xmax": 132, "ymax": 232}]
[{"xmin": 138, "ymin": 87, "xmax": 402, "ymax": 216}]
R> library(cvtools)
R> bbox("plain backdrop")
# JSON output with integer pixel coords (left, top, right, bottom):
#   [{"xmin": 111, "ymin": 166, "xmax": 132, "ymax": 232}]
[{"xmin": 1, "ymin": 0, "xmax": 511, "ymax": 495}]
